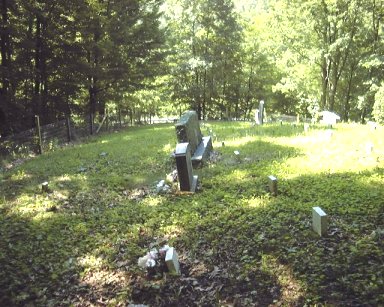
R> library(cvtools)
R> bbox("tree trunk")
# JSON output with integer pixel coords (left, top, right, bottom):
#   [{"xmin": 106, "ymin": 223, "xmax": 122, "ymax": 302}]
[
  {"xmin": 0, "ymin": 0, "xmax": 10, "ymax": 96},
  {"xmin": 320, "ymin": 56, "xmax": 328, "ymax": 110},
  {"xmin": 202, "ymin": 68, "xmax": 207, "ymax": 120},
  {"xmin": 33, "ymin": 15, "xmax": 42, "ymax": 118}
]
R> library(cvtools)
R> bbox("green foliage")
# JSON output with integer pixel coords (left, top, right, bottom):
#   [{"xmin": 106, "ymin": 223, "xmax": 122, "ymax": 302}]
[
  {"xmin": 373, "ymin": 84, "xmax": 384, "ymax": 124},
  {"xmin": 0, "ymin": 0, "xmax": 166, "ymax": 135},
  {"xmin": 1, "ymin": 122, "xmax": 384, "ymax": 305}
]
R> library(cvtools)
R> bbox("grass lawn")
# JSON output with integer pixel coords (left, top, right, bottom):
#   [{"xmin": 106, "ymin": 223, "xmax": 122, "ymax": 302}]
[{"xmin": 1, "ymin": 122, "xmax": 383, "ymax": 306}]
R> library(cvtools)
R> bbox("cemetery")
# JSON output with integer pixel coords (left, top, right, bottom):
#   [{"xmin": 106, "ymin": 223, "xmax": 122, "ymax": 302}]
[
  {"xmin": 1, "ymin": 0, "xmax": 384, "ymax": 305},
  {"xmin": 0, "ymin": 118, "xmax": 383, "ymax": 306}
]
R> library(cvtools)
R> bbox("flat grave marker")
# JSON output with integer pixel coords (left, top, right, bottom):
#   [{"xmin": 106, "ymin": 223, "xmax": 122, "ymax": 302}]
[
  {"xmin": 268, "ymin": 175, "xmax": 278, "ymax": 196},
  {"xmin": 312, "ymin": 206, "xmax": 328, "ymax": 236},
  {"xmin": 165, "ymin": 247, "xmax": 181, "ymax": 275}
]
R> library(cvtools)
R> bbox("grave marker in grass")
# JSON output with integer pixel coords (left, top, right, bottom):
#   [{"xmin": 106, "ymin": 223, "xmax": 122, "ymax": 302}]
[
  {"xmin": 268, "ymin": 175, "xmax": 278, "ymax": 196},
  {"xmin": 165, "ymin": 247, "xmax": 181, "ymax": 275},
  {"xmin": 175, "ymin": 142, "xmax": 198, "ymax": 192},
  {"xmin": 41, "ymin": 181, "xmax": 49, "ymax": 193},
  {"xmin": 175, "ymin": 110, "xmax": 212, "ymax": 166},
  {"xmin": 366, "ymin": 142, "xmax": 374, "ymax": 154},
  {"xmin": 312, "ymin": 207, "xmax": 328, "ymax": 236}
]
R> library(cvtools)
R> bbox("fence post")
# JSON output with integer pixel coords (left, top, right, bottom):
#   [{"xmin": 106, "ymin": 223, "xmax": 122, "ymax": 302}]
[
  {"xmin": 66, "ymin": 116, "xmax": 72, "ymax": 142},
  {"xmin": 35, "ymin": 115, "xmax": 43, "ymax": 154}
]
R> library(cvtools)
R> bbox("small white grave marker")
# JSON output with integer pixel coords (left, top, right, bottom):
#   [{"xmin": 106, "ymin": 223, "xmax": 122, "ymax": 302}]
[
  {"xmin": 366, "ymin": 142, "xmax": 374, "ymax": 154},
  {"xmin": 304, "ymin": 123, "xmax": 309, "ymax": 133},
  {"xmin": 268, "ymin": 175, "xmax": 278, "ymax": 196},
  {"xmin": 165, "ymin": 247, "xmax": 180, "ymax": 275},
  {"xmin": 234, "ymin": 150, "xmax": 241, "ymax": 162},
  {"xmin": 312, "ymin": 207, "xmax": 328, "ymax": 236},
  {"xmin": 325, "ymin": 129, "xmax": 333, "ymax": 139}
]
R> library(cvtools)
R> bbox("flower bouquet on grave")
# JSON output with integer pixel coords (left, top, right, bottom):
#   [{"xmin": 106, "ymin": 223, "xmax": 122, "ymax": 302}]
[{"xmin": 138, "ymin": 245, "xmax": 180, "ymax": 278}]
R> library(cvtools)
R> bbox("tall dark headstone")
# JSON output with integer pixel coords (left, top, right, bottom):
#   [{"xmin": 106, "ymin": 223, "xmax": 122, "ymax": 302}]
[
  {"xmin": 175, "ymin": 111, "xmax": 202, "ymax": 155},
  {"xmin": 175, "ymin": 142, "xmax": 198, "ymax": 192},
  {"xmin": 175, "ymin": 111, "xmax": 212, "ymax": 166}
]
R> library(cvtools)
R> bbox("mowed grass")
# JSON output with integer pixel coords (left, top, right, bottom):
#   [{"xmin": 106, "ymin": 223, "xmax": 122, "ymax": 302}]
[{"xmin": 0, "ymin": 122, "xmax": 383, "ymax": 306}]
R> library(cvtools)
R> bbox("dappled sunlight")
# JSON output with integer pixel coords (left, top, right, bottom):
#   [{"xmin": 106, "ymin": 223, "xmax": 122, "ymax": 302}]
[
  {"xmin": 78, "ymin": 254, "xmax": 105, "ymax": 269},
  {"xmin": 242, "ymin": 196, "xmax": 270, "ymax": 208},
  {"xmin": 6, "ymin": 193, "xmax": 54, "ymax": 218},
  {"xmin": 32, "ymin": 210, "xmax": 58, "ymax": 221},
  {"xmin": 219, "ymin": 168, "xmax": 250, "ymax": 184},
  {"xmin": 261, "ymin": 254, "xmax": 306, "ymax": 304},
  {"xmin": 161, "ymin": 224, "xmax": 184, "ymax": 239},
  {"xmin": 162, "ymin": 143, "xmax": 174, "ymax": 154},
  {"xmin": 269, "ymin": 125, "xmax": 384, "ymax": 177},
  {"xmin": 141, "ymin": 196, "xmax": 163, "ymax": 207},
  {"xmin": 223, "ymin": 135, "xmax": 256, "ymax": 148},
  {"xmin": 10, "ymin": 169, "xmax": 32, "ymax": 181},
  {"xmin": 76, "ymin": 253, "xmax": 131, "ymax": 303}
]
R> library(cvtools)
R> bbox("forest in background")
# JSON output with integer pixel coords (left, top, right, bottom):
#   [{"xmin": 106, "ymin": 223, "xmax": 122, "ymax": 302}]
[{"xmin": 0, "ymin": 0, "xmax": 383, "ymax": 136}]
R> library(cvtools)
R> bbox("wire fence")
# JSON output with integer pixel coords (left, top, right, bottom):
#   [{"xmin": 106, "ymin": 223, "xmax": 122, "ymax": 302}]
[
  {"xmin": 0, "ymin": 112, "xmax": 178, "ymax": 159},
  {"xmin": 0, "ymin": 111, "xmax": 308, "ymax": 160}
]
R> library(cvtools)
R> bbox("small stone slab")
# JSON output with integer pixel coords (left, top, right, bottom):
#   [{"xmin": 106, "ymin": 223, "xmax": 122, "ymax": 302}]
[
  {"xmin": 165, "ymin": 247, "xmax": 180, "ymax": 275},
  {"xmin": 312, "ymin": 207, "xmax": 328, "ymax": 236},
  {"xmin": 268, "ymin": 175, "xmax": 277, "ymax": 196}
]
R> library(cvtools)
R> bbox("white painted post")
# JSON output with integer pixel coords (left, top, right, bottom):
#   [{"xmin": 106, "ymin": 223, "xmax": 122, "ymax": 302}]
[
  {"xmin": 268, "ymin": 175, "xmax": 278, "ymax": 196},
  {"xmin": 312, "ymin": 207, "xmax": 328, "ymax": 236}
]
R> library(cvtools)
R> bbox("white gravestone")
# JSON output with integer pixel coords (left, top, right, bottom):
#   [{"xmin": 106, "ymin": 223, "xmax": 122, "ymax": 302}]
[
  {"xmin": 268, "ymin": 175, "xmax": 278, "ymax": 196},
  {"xmin": 365, "ymin": 142, "xmax": 374, "ymax": 154},
  {"xmin": 165, "ymin": 247, "xmax": 180, "ymax": 275},
  {"xmin": 312, "ymin": 207, "xmax": 328, "ymax": 236},
  {"xmin": 304, "ymin": 123, "xmax": 309, "ymax": 133}
]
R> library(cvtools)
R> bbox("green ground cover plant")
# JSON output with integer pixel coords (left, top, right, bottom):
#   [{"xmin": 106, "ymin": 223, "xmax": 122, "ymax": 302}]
[{"xmin": 1, "ymin": 122, "xmax": 383, "ymax": 306}]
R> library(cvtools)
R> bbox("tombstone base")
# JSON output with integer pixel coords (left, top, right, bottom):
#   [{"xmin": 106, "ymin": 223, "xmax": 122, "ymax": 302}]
[
  {"xmin": 190, "ymin": 175, "xmax": 198, "ymax": 192},
  {"xmin": 192, "ymin": 136, "xmax": 213, "ymax": 167}
]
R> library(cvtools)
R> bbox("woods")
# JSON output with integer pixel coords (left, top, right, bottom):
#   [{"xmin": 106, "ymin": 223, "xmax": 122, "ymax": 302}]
[
  {"xmin": 0, "ymin": 0, "xmax": 383, "ymax": 136},
  {"xmin": 0, "ymin": 0, "xmax": 166, "ymax": 136}
]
